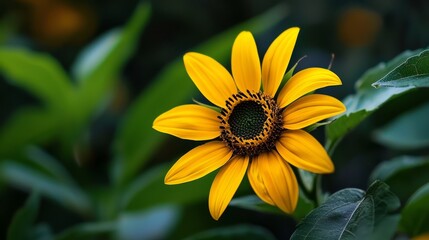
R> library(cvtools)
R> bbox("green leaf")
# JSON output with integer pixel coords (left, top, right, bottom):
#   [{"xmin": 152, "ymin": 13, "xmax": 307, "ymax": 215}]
[
  {"xmin": 116, "ymin": 206, "xmax": 180, "ymax": 240},
  {"xmin": 297, "ymin": 169, "xmax": 315, "ymax": 193},
  {"xmin": 325, "ymin": 110, "xmax": 369, "ymax": 154},
  {"xmin": 229, "ymin": 195, "xmax": 284, "ymax": 215},
  {"xmin": 370, "ymin": 155, "xmax": 429, "ymax": 202},
  {"xmin": 7, "ymin": 197, "xmax": 54, "ymax": 240},
  {"xmin": 7, "ymin": 192, "xmax": 40, "ymax": 240},
  {"xmin": 0, "ymin": 48, "xmax": 76, "ymax": 156},
  {"xmin": 326, "ymin": 86, "xmax": 415, "ymax": 151},
  {"xmin": 325, "ymin": 48, "xmax": 428, "ymax": 152},
  {"xmin": 120, "ymin": 163, "xmax": 215, "ymax": 210},
  {"xmin": 0, "ymin": 18, "xmax": 16, "ymax": 44},
  {"xmin": 31, "ymin": 224, "xmax": 54, "ymax": 240},
  {"xmin": 355, "ymin": 48, "xmax": 424, "ymax": 90},
  {"xmin": 368, "ymin": 214, "xmax": 400, "ymax": 240},
  {"xmin": 0, "ymin": 3, "xmax": 150, "ymax": 157},
  {"xmin": 56, "ymin": 206, "xmax": 180, "ymax": 240},
  {"xmin": 400, "ymin": 182, "xmax": 429, "ymax": 237},
  {"xmin": 0, "ymin": 161, "xmax": 91, "ymax": 215},
  {"xmin": 373, "ymin": 102, "xmax": 429, "ymax": 150},
  {"xmin": 372, "ymin": 49, "xmax": 429, "ymax": 88},
  {"xmin": 71, "ymin": 29, "xmax": 122, "ymax": 82},
  {"xmin": 113, "ymin": 3, "xmax": 288, "ymax": 185},
  {"xmin": 229, "ymin": 192, "xmax": 314, "ymax": 220},
  {"xmin": 75, "ymin": 3, "xmax": 150, "ymax": 82},
  {"xmin": 0, "ymin": 48, "xmax": 74, "ymax": 110},
  {"xmin": 291, "ymin": 181, "xmax": 400, "ymax": 240},
  {"xmin": 183, "ymin": 224, "xmax": 276, "ymax": 240},
  {"xmin": 31, "ymin": 223, "xmax": 55, "ymax": 240},
  {"xmin": 0, "ymin": 47, "xmax": 79, "ymax": 156},
  {"xmin": 75, "ymin": 2, "xmax": 150, "ymax": 123},
  {"xmin": 23, "ymin": 146, "xmax": 75, "ymax": 185},
  {"xmin": 56, "ymin": 221, "xmax": 115, "ymax": 240},
  {"xmin": 0, "ymin": 108, "xmax": 60, "ymax": 157},
  {"xmin": 294, "ymin": 192, "xmax": 316, "ymax": 220}
]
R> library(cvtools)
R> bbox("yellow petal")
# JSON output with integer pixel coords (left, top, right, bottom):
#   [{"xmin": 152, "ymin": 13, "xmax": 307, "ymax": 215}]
[
  {"xmin": 249, "ymin": 151, "xmax": 298, "ymax": 213},
  {"xmin": 231, "ymin": 31, "xmax": 261, "ymax": 92},
  {"xmin": 247, "ymin": 156, "xmax": 274, "ymax": 205},
  {"xmin": 261, "ymin": 27, "xmax": 299, "ymax": 97},
  {"xmin": 209, "ymin": 156, "xmax": 249, "ymax": 220},
  {"xmin": 277, "ymin": 67, "xmax": 342, "ymax": 108},
  {"xmin": 165, "ymin": 141, "xmax": 233, "ymax": 184},
  {"xmin": 153, "ymin": 104, "xmax": 220, "ymax": 141},
  {"xmin": 184, "ymin": 52, "xmax": 237, "ymax": 108},
  {"xmin": 283, "ymin": 94, "xmax": 346, "ymax": 130},
  {"xmin": 276, "ymin": 130, "xmax": 334, "ymax": 174}
]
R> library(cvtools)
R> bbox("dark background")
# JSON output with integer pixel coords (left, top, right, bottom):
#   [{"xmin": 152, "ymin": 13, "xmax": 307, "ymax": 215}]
[{"xmin": 1, "ymin": 0, "xmax": 429, "ymax": 239}]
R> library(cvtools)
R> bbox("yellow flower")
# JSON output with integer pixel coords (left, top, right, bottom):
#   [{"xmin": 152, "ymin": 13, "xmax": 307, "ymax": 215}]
[{"xmin": 153, "ymin": 27, "xmax": 346, "ymax": 220}]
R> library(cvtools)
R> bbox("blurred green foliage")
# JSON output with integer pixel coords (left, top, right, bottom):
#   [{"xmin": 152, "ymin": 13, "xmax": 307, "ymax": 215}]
[
  {"xmin": 400, "ymin": 182, "xmax": 429, "ymax": 237},
  {"xmin": 7, "ymin": 192, "xmax": 40, "ymax": 240},
  {"xmin": 1, "ymin": 0, "xmax": 429, "ymax": 239}
]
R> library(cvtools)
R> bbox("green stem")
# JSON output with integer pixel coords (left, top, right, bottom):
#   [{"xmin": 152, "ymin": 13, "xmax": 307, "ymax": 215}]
[
  {"xmin": 325, "ymin": 137, "xmax": 342, "ymax": 156},
  {"xmin": 313, "ymin": 175, "xmax": 322, "ymax": 207}
]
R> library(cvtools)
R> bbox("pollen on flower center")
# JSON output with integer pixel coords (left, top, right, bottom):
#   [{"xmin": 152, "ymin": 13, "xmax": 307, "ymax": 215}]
[{"xmin": 219, "ymin": 90, "xmax": 283, "ymax": 157}]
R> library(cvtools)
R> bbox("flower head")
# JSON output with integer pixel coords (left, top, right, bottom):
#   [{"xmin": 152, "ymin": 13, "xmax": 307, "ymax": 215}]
[{"xmin": 153, "ymin": 27, "xmax": 346, "ymax": 220}]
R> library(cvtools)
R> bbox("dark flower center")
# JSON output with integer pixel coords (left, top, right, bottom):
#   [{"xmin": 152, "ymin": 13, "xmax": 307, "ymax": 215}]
[
  {"xmin": 228, "ymin": 101, "xmax": 267, "ymax": 139},
  {"xmin": 218, "ymin": 90, "xmax": 283, "ymax": 157}
]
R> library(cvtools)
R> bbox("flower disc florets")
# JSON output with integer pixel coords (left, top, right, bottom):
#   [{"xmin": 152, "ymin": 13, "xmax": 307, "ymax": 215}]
[{"xmin": 219, "ymin": 90, "xmax": 283, "ymax": 156}]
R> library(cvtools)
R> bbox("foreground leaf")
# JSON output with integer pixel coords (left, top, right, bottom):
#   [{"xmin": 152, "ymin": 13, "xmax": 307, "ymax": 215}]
[
  {"xmin": 183, "ymin": 224, "xmax": 276, "ymax": 240},
  {"xmin": 113, "ymin": 3, "xmax": 289, "ymax": 185},
  {"xmin": 374, "ymin": 102, "xmax": 429, "ymax": 150},
  {"xmin": 400, "ymin": 182, "xmax": 429, "ymax": 237},
  {"xmin": 291, "ymin": 181, "xmax": 400, "ymax": 239},
  {"xmin": 7, "ymin": 192, "xmax": 40, "ymax": 240},
  {"xmin": 370, "ymin": 155, "xmax": 429, "ymax": 202},
  {"xmin": 372, "ymin": 49, "xmax": 429, "ymax": 88},
  {"xmin": 325, "ymin": 48, "xmax": 427, "ymax": 153}
]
